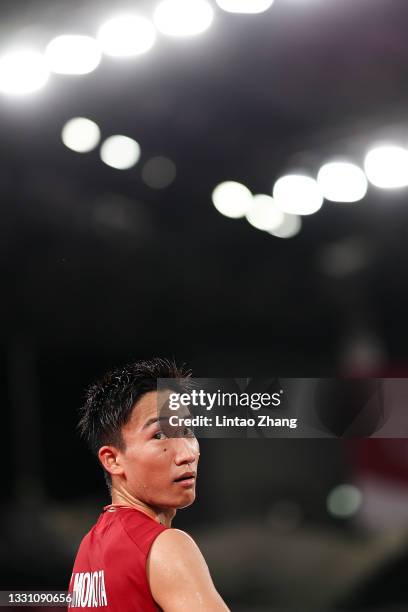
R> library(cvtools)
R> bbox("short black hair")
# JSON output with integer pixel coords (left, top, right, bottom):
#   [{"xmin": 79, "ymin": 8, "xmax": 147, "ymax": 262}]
[{"xmin": 78, "ymin": 358, "xmax": 189, "ymax": 490}]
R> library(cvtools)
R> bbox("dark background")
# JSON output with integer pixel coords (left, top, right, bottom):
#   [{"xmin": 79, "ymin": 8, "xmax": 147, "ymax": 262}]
[{"xmin": 2, "ymin": 0, "xmax": 408, "ymax": 609}]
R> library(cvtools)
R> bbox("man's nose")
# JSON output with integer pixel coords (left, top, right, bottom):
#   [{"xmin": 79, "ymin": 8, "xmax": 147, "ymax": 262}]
[{"xmin": 174, "ymin": 438, "xmax": 198, "ymax": 466}]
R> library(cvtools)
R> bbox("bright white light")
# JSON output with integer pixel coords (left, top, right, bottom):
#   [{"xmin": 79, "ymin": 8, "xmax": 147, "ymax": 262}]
[
  {"xmin": 364, "ymin": 145, "xmax": 408, "ymax": 189},
  {"xmin": 0, "ymin": 50, "xmax": 49, "ymax": 95},
  {"xmin": 269, "ymin": 213, "xmax": 301, "ymax": 239},
  {"xmin": 45, "ymin": 35, "xmax": 101, "ymax": 75},
  {"xmin": 327, "ymin": 484, "xmax": 362, "ymax": 519},
  {"xmin": 212, "ymin": 181, "xmax": 252, "ymax": 218},
  {"xmin": 216, "ymin": 0, "xmax": 274, "ymax": 14},
  {"xmin": 153, "ymin": 0, "xmax": 214, "ymax": 37},
  {"xmin": 97, "ymin": 15, "xmax": 156, "ymax": 57},
  {"xmin": 61, "ymin": 117, "xmax": 101, "ymax": 153},
  {"xmin": 273, "ymin": 175, "xmax": 323, "ymax": 215},
  {"xmin": 246, "ymin": 194, "xmax": 283, "ymax": 231},
  {"xmin": 317, "ymin": 162, "xmax": 368, "ymax": 203},
  {"xmin": 100, "ymin": 135, "xmax": 141, "ymax": 170}
]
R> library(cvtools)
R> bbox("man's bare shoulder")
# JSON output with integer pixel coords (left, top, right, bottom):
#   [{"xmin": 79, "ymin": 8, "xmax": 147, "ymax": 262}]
[
  {"xmin": 150, "ymin": 528, "xmax": 200, "ymax": 560},
  {"xmin": 147, "ymin": 528, "xmax": 229, "ymax": 612},
  {"xmin": 148, "ymin": 528, "xmax": 210, "ymax": 581}
]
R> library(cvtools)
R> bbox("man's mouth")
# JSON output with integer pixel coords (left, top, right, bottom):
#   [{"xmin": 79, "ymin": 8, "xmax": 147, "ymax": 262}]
[{"xmin": 174, "ymin": 471, "xmax": 196, "ymax": 484}]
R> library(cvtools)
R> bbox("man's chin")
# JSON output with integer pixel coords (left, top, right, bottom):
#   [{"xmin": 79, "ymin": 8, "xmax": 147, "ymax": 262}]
[
  {"xmin": 155, "ymin": 492, "xmax": 196, "ymax": 511},
  {"xmin": 176, "ymin": 492, "xmax": 196, "ymax": 510}
]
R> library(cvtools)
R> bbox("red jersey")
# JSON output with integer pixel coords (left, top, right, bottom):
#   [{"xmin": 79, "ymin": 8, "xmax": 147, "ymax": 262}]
[{"xmin": 68, "ymin": 506, "xmax": 167, "ymax": 610}]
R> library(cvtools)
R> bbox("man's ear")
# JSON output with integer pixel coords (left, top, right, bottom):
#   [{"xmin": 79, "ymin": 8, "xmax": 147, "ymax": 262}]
[{"xmin": 98, "ymin": 446, "xmax": 124, "ymax": 477}]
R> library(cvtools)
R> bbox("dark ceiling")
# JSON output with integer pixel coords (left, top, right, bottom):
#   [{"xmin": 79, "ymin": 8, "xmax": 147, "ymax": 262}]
[{"xmin": 1, "ymin": 0, "xmax": 408, "ymax": 369}]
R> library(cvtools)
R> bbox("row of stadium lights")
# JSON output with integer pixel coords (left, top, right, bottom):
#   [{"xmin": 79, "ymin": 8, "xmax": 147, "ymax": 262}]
[
  {"xmin": 2, "ymin": 0, "xmax": 404, "ymax": 241},
  {"xmin": 212, "ymin": 145, "xmax": 408, "ymax": 239},
  {"xmin": 61, "ymin": 117, "xmax": 177, "ymax": 188},
  {"xmin": 0, "ymin": 1, "xmax": 277, "ymax": 95}
]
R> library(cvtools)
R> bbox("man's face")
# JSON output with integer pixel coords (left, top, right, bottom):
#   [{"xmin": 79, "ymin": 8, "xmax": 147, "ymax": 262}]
[{"xmin": 116, "ymin": 391, "xmax": 200, "ymax": 510}]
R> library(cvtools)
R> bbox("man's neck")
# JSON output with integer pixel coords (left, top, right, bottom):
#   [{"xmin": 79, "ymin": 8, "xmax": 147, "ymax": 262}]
[{"xmin": 110, "ymin": 488, "xmax": 176, "ymax": 527}]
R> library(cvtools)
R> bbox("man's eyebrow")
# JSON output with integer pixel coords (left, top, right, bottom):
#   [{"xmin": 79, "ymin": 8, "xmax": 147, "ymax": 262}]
[{"xmin": 142, "ymin": 416, "xmax": 168, "ymax": 430}]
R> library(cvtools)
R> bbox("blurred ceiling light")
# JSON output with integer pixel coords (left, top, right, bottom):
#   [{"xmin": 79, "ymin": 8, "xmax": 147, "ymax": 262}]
[
  {"xmin": 100, "ymin": 135, "xmax": 141, "ymax": 170},
  {"xmin": 216, "ymin": 0, "xmax": 275, "ymax": 14},
  {"xmin": 246, "ymin": 194, "xmax": 283, "ymax": 231},
  {"xmin": 153, "ymin": 0, "xmax": 214, "ymax": 37},
  {"xmin": 273, "ymin": 175, "xmax": 323, "ymax": 215},
  {"xmin": 317, "ymin": 161, "xmax": 368, "ymax": 203},
  {"xmin": 212, "ymin": 181, "xmax": 252, "ymax": 218},
  {"xmin": 61, "ymin": 117, "xmax": 101, "ymax": 153},
  {"xmin": 327, "ymin": 484, "xmax": 362, "ymax": 519},
  {"xmin": 364, "ymin": 145, "xmax": 408, "ymax": 189},
  {"xmin": 0, "ymin": 50, "xmax": 49, "ymax": 95},
  {"xmin": 268, "ymin": 213, "xmax": 301, "ymax": 239},
  {"xmin": 97, "ymin": 15, "xmax": 156, "ymax": 57},
  {"xmin": 141, "ymin": 156, "xmax": 176, "ymax": 189},
  {"xmin": 45, "ymin": 35, "xmax": 101, "ymax": 75}
]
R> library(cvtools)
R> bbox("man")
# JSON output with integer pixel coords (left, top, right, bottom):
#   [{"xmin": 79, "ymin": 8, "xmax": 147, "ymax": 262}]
[{"xmin": 68, "ymin": 358, "xmax": 229, "ymax": 611}]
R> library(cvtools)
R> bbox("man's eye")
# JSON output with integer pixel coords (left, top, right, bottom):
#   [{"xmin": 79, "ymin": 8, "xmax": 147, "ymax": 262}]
[{"xmin": 153, "ymin": 431, "xmax": 167, "ymax": 440}]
